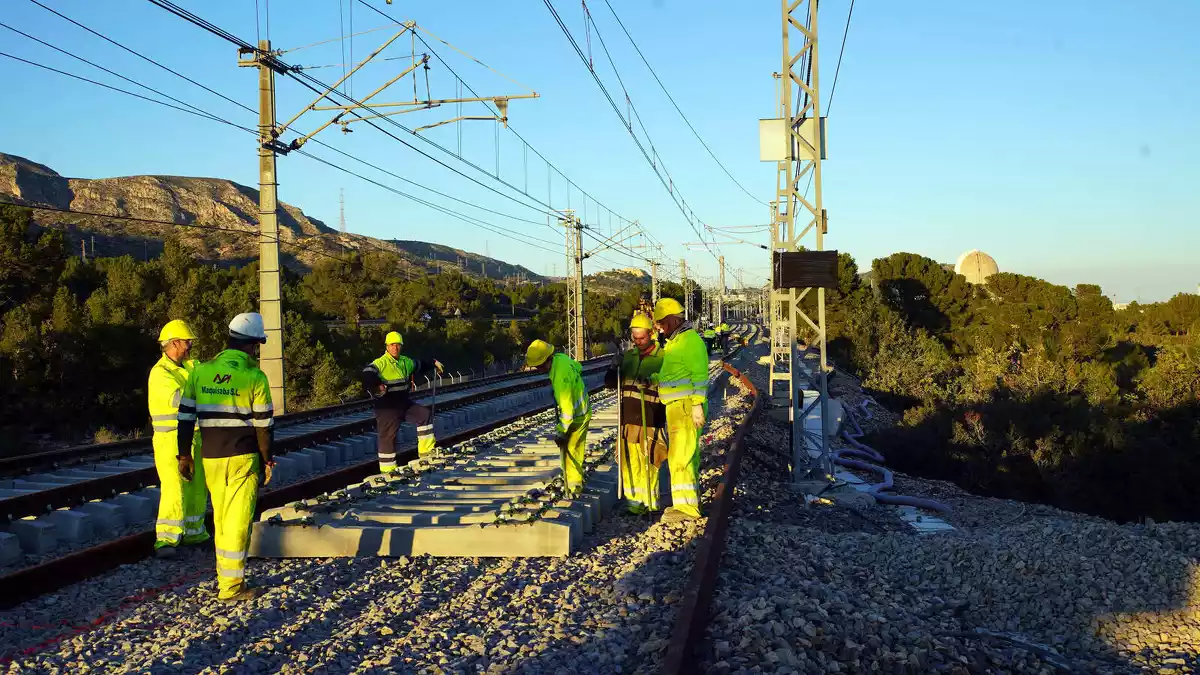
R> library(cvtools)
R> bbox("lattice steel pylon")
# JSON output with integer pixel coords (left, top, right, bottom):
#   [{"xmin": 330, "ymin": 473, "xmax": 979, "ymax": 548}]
[
  {"xmin": 559, "ymin": 211, "xmax": 585, "ymax": 360},
  {"xmin": 764, "ymin": 0, "xmax": 833, "ymax": 487}
]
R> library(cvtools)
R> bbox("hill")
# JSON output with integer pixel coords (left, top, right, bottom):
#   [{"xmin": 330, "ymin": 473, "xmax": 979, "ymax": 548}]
[
  {"xmin": 586, "ymin": 267, "xmax": 651, "ymax": 296},
  {"xmin": 0, "ymin": 152, "xmax": 543, "ymax": 282}
]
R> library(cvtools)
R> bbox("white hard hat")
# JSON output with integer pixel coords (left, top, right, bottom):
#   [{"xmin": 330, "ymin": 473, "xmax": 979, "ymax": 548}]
[{"xmin": 228, "ymin": 312, "xmax": 268, "ymax": 343}]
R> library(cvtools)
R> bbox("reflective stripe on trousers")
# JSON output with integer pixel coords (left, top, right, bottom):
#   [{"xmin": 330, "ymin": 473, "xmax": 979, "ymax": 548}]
[
  {"xmin": 665, "ymin": 401, "xmax": 702, "ymax": 517},
  {"xmin": 152, "ymin": 431, "xmax": 209, "ymax": 548},
  {"xmin": 560, "ymin": 415, "xmax": 591, "ymax": 489},
  {"xmin": 203, "ymin": 453, "xmax": 259, "ymax": 598},
  {"xmin": 619, "ymin": 436, "xmax": 660, "ymax": 511}
]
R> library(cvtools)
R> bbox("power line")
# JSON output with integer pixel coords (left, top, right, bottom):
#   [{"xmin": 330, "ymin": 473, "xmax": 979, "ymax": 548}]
[
  {"xmin": 541, "ymin": 0, "xmax": 721, "ymax": 264},
  {"xmin": 144, "ymin": 0, "xmax": 666, "ymax": 272},
  {"xmin": 358, "ymin": 1, "xmax": 663, "ymax": 260},
  {"xmin": 6, "ymin": 17, "xmax": 561, "ymax": 252},
  {"xmin": 28, "ymin": 0, "xmax": 256, "ymax": 116},
  {"xmin": 598, "ymin": 0, "xmax": 763, "ymax": 206},
  {"xmin": 0, "ymin": 21, "xmax": 246, "ymax": 131},
  {"xmin": 0, "ymin": 51, "xmax": 257, "ymax": 134},
  {"xmin": 803, "ymin": 0, "xmax": 854, "ymax": 201},
  {"xmin": 826, "ymin": 0, "xmax": 855, "ymax": 115},
  {"xmin": 0, "ymin": 46, "xmax": 542, "ymax": 277}
]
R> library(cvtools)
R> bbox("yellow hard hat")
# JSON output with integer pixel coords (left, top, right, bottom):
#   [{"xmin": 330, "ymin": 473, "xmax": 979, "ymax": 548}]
[
  {"xmin": 158, "ymin": 319, "xmax": 197, "ymax": 343},
  {"xmin": 629, "ymin": 312, "xmax": 654, "ymax": 331},
  {"xmin": 652, "ymin": 297, "xmax": 685, "ymax": 322},
  {"xmin": 385, "ymin": 331, "xmax": 404, "ymax": 346},
  {"xmin": 525, "ymin": 339, "xmax": 554, "ymax": 368}
]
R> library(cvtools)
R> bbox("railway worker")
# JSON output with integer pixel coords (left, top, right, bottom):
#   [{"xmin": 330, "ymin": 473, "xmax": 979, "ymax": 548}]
[
  {"xmin": 702, "ymin": 325, "xmax": 717, "ymax": 354},
  {"xmin": 176, "ymin": 312, "xmax": 274, "ymax": 603},
  {"xmin": 148, "ymin": 319, "xmax": 209, "ymax": 557},
  {"xmin": 651, "ymin": 297, "xmax": 710, "ymax": 522},
  {"xmin": 604, "ymin": 312, "xmax": 667, "ymax": 515},
  {"xmin": 717, "ymin": 321, "xmax": 731, "ymax": 351},
  {"xmin": 361, "ymin": 331, "xmax": 440, "ymax": 472},
  {"xmin": 525, "ymin": 339, "xmax": 591, "ymax": 497}
]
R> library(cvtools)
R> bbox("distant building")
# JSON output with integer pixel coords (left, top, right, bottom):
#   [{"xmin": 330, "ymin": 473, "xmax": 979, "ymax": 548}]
[{"xmin": 954, "ymin": 249, "xmax": 999, "ymax": 285}]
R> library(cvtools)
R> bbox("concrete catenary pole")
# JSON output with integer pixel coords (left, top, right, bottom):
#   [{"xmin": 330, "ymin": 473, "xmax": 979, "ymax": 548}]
[{"xmin": 252, "ymin": 39, "xmax": 286, "ymax": 413}]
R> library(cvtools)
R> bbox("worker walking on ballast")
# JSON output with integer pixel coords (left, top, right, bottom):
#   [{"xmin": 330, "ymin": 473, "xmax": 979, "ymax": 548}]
[
  {"xmin": 148, "ymin": 320, "xmax": 209, "ymax": 556},
  {"xmin": 526, "ymin": 340, "xmax": 591, "ymax": 497},
  {"xmin": 652, "ymin": 298, "xmax": 710, "ymax": 522},
  {"xmin": 177, "ymin": 312, "xmax": 275, "ymax": 602},
  {"xmin": 361, "ymin": 331, "xmax": 441, "ymax": 473},
  {"xmin": 604, "ymin": 312, "xmax": 667, "ymax": 515}
]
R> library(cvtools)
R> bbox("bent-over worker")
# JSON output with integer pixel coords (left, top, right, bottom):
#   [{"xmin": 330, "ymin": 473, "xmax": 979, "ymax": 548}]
[
  {"xmin": 604, "ymin": 312, "xmax": 667, "ymax": 515},
  {"xmin": 652, "ymin": 298, "xmax": 710, "ymax": 522},
  {"xmin": 526, "ymin": 340, "xmax": 591, "ymax": 496},
  {"xmin": 148, "ymin": 319, "xmax": 209, "ymax": 556},
  {"xmin": 177, "ymin": 312, "xmax": 274, "ymax": 602}
]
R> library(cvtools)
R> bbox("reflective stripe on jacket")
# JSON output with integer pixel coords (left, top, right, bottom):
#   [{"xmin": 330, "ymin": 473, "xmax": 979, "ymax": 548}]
[
  {"xmin": 654, "ymin": 325, "xmax": 709, "ymax": 405},
  {"xmin": 549, "ymin": 352, "xmax": 589, "ymax": 433},
  {"xmin": 362, "ymin": 352, "xmax": 416, "ymax": 407},
  {"xmin": 179, "ymin": 349, "xmax": 273, "ymax": 459},
  {"xmin": 148, "ymin": 354, "xmax": 198, "ymax": 435},
  {"xmin": 606, "ymin": 346, "xmax": 666, "ymax": 430}
]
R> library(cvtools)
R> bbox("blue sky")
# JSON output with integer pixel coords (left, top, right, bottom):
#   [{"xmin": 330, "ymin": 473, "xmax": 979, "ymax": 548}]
[{"xmin": 1, "ymin": 0, "xmax": 1196, "ymax": 301}]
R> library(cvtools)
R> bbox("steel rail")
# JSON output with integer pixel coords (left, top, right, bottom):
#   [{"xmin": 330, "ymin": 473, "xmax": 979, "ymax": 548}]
[
  {"xmin": 0, "ymin": 362, "xmax": 608, "ymax": 523},
  {"xmin": 662, "ymin": 356, "xmax": 762, "ymax": 674},
  {"xmin": 1, "ymin": 360, "xmax": 605, "ymax": 477},
  {"xmin": 0, "ymin": 370, "xmax": 613, "ymax": 609}
]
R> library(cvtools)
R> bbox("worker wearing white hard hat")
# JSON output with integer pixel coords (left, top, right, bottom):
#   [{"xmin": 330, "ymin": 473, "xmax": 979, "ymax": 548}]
[
  {"xmin": 526, "ymin": 340, "xmax": 591, "ymax": 495},
  {"xmin": 148, "ymin": 319, "xmax": 210, "ymax": 556},
  {"xmin": 176, "ymin": 312, "xmax": 274, "ymax": 602}
]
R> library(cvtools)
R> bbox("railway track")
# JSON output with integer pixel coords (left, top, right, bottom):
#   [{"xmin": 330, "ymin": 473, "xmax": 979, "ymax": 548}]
[
  {"xmin": 0, "ymin": 361, "xmax": 612, "ymax": 591},
  {"xmin": 0, "ymin": 325, "xmax": 762, "ymax": 671}
]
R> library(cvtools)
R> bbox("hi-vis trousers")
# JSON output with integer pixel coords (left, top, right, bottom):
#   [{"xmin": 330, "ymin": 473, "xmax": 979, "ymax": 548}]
[
  {"xmin": 620, "ymin": 427, "xmax": 664, "ymax": 511},
  {"xmin": 152, "ymin": 432, "xmax": 208, "ymax": 549},
  {"xmin": 559, "ymin": 415, "xmax": 592, "ymax": 491},
  {"xmin": 375, "ymin": 402, "xmax": 436, "ymax": 472},
  {"xmin": 665, "ymin": 401, "xmax": 704, "ymax": 518},
  {"xmin": 203, "ymin": 453, "xmax": 259, "ymax": 599}
]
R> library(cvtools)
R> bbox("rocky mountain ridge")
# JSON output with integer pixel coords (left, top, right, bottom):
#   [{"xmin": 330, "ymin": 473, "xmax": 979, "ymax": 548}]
[{"xmin": 0, "ymin": 152, "xmax": 543, "ymax": 282}]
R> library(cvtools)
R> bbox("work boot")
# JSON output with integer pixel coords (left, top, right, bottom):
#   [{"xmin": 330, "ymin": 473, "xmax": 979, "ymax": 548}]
[
  {"xmin": 220, "ymin": 586, "xmax": 260, "ymax": 603},
  {"xmin": 154, "ymin": 546, "xmax": 177, "ymax": 559},
  {"xmin": 661, "ymin": 507, "xmax": 699, "ymax": 523}
]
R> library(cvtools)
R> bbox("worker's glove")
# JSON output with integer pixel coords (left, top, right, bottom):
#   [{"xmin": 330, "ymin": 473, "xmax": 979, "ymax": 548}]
[
  {"xmin": 691, "ymin": 404, "xmax": 706, "ymax": 429},
  {"xmin": 554, "ymin": 433, "xmax": 568, "ymax": 451},
  {"xmin": 177, "ymin": 455, "xmax": 194, "ymax": 482},
  {"xmin": 263, "ymin": 461, "xmax": 275, "ymax": 486}
]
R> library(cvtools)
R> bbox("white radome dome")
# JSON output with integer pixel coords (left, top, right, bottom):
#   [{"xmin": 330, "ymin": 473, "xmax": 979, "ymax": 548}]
[{"xmin": 954, "ymin": 249, "xmax": 999, "ymax": 285}]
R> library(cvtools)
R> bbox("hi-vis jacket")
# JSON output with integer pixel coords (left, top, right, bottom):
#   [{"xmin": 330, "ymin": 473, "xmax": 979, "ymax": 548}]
[
  {"xmin": 549, "ymin": 353, "xmax": 590, "ymax": 434},
  {"xmin": 604, "ymin": 345, "xmax": 666, "ymax": 432},
  {"xmin": 361, "ymin": 353, "xmax": 416, "ymax": 409},
  {"xmin": 177, "ymin": 349, "xmax": 273, "ymax": 459},
  {"xmin": 653, "ymin": 323, "xmax": 709, "ymax": 406},
  {"xmin": 148, "ymin": 355, "xmax": 201, "ymax": 451}
]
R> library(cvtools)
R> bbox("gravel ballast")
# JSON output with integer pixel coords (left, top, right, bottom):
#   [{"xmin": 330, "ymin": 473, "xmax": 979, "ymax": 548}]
[
  {"xmin": 6, "ymin": 342, "xmax": 1198, "ymax": 674},
  {"xmin": 701, "ymin": 360, "xmax": 1200, "ymax": 674}
]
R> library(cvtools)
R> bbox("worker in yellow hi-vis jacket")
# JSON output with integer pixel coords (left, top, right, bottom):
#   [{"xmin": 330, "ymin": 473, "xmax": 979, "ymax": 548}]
[
  {"xmin": 604, "ymin": 312, "xmax": 667, "ymax": 515},
  {"xmin": 652, "ymin": 298, "xmax": 710, "ymax": 522},
  {"xmin": 148, "ymin": 320, "xmax": 209, "ymax": 556},
  {"xmin": 177, "ymin": 312, "xmax": 274, "ymax": 603},
  {"xmin": 526, "ymin": 340, "xmax": 591, "ymax": 496}
]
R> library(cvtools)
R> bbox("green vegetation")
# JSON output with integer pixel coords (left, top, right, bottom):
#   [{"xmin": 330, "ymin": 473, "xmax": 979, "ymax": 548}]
[
  {"xmin": 0, "ymin": 205, "xmax": 671, "ymax": 453},
  {"xmin": 823, "ymin": 251, "xmax": 1200, "ymax": 523}
]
